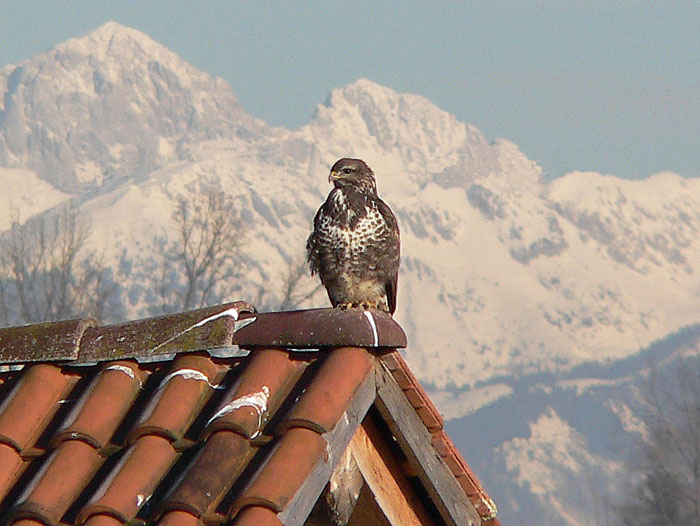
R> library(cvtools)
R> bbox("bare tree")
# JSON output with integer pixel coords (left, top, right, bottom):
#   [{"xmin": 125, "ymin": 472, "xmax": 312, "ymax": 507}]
[
  {"xmin": 252, "ymin": 253, "xmax": 323, "ymax": 312},
  {"xmin": 149, "ymin": 192, "xmax": 245, "ymax": 314},
  {"xmin": 617, "ymin": 355, "xmax": 700, "ymax": 525},
  {"xmin": 0, "ymin": 204, "xmax": 120, "ymax": 324}
]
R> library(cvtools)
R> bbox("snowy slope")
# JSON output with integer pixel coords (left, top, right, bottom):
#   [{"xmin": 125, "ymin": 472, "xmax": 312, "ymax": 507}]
[{"xmin": 2, "ymin": 22, "xmax": 699, "ymax": 525}]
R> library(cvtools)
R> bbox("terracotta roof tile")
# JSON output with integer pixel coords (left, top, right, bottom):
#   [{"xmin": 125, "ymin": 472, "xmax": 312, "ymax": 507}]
[
  {"xmin": 204, "ymin": 348, "xmax": 309, "ymax": 440},
  {"xmin": 231, "ymin": 504, "xmax": 284, "ymax": 526},
  {"xmin": 0, "ymin": 444, "xmax": 25, "ymax": 501},
  {"xmin": 10, "ymin": 439, "xmax": 102, "ymax": 525},
  {"xmin": 0, "ymin": 364, "xmax": 80, "ymax": 455},
  {"xmin": 157, "ymin": 509, "xmax": 204, "ymax": 526},
  {"xmin": 82, "ymin": 514, "xmax": 123, "ymax": 526},
  {"xmin": 159, "ymin": 430, "xmax": 255, "ymax": 522},
  {"xmin": 128, "ymin": 354, "xmax": 230, "ymax": 445},
  {"xmin": 431, "ymin": 429, "xmax": 498, "ymax": 521},
  {"xmin": 160, "ymin": 348, "xmax": 310, "ymax": 521},
  {"xmin": 229, "ymin": 427, "xmax": 327, "ymax": 517},
  {"xmin": 0, "ymin": 304, "xmax": 498, "ymax": 525},
  {"xmin": 56, "ymin": 361, "xmax": 147, "ymax": 450},
  {"xmin": 279, "ymin": 346, "xmax": 374, "ymax": 435},
  {"xmin": 78, "ymin": 435, "xmax": 178, "ymax": 524},
  {"xmin": 380, "ymin": 351, "xmax": 444, "ymax": 432},
  {"xmin": 10, "ymin": 519, "xmax": 43, "ymax": 526}
]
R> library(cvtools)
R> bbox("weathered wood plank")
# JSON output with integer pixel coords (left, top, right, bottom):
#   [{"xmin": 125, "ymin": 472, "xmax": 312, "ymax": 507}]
[
  {"xmin": 349, "ymin": 419, "xmax": 434, "ymax": 526},
  {"xmin": 375, "ymin": 361, "xmax": 483, "ymax": 526}
]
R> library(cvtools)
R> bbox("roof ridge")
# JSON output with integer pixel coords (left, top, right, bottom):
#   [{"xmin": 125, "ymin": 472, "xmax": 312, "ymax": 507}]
[{"xmin": 0, "ymin": 305, "xmax": 407, "ymax": 366}]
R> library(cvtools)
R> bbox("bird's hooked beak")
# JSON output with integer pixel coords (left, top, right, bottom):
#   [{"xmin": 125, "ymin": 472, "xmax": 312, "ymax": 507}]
[{"xmin": 329, "ymin": 170, "xmax": 339, "ymax": 184}]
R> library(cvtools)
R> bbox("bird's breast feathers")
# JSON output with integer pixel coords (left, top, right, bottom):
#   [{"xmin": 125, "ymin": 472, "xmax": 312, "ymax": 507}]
[{"xmin": 318, "ymin": 192, "xmax": 387, "ymax": 253}]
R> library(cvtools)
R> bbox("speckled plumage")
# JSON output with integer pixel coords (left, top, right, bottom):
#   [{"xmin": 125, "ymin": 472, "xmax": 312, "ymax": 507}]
[{"xmin": 307, "ymin": 158, "xmax": 400, "ymax": 314}]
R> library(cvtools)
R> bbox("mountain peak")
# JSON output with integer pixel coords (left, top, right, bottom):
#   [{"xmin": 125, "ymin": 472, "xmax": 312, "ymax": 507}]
[
  {"xmin": 73, "ymin": 20, "xmax": 151, "ymax": 44},
  {"xmin": 311, "ymin": 78, "xmax": 502, "ymax": 184},
  {"xmin": 53, "ymin": 21, "xmax": 188, "ymax": 74},
  {"xmin": 84, "ymin": 20, "xmax": 146, "ymax": 40},
  {"xmin": 0, "ymin": 22, "xmax": 261, "ymax": 191}
]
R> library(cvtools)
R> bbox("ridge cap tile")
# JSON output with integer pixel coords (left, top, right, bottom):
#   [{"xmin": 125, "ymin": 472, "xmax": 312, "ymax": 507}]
[
  {"xmin": 78, "ymin": 302, "xmax": 254, "ymax": 364},
  {"xmin": 232, "ymin": 308, "xmax": 407, "ymax": 349},
  {"xmin": 0, "ymin": 317, "xmax": 96, "ymax": 364}
]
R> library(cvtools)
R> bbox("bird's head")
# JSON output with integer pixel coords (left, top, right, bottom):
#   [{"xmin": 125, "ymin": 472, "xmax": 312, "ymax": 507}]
[{"xmin": 329, "ymin": 158, "xmax": 377, "ymax": 194}]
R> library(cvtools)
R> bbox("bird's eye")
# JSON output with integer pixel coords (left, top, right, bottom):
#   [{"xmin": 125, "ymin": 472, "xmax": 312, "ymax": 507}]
[{"xmin": 343, "ymin": 168, "xmax": 352, "ymax": 174}]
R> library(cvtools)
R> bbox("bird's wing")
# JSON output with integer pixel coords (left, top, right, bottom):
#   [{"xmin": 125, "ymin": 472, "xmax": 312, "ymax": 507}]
[
  {"xmin": 306, "ymin": 206, "xmax": 325, "ymax": 276},
  {"xmin": 377, "ymin": 198, "xmax": 401, "ymax": 314}
]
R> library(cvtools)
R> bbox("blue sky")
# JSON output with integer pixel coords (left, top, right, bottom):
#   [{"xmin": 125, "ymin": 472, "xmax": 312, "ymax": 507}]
[{"xmin": 1, "ymin": 1, "xmax": 698, "ymax": 179}]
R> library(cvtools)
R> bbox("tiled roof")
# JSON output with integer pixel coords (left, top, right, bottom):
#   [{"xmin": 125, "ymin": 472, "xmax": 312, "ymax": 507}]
[{"xmin": 0, "ymin": 302, "xmax": 499, "ymax": 526}]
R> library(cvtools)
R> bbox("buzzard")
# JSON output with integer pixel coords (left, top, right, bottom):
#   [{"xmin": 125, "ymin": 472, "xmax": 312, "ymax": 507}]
[{"xmin": 307, "ymin": 158, "xmax": 400, "ymax": 314}]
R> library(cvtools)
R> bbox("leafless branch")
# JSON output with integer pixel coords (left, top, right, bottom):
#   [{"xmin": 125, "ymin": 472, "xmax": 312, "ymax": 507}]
[
  {"xmin": 149, "ymin": 192, "xmax": 245, "ymax": 314},
  {"xmin": 0, "ymin": 204, "xmax": 121, "ymax": 324}
]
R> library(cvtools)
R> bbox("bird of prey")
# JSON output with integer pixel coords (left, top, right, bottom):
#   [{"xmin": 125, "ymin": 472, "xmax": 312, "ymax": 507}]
[{"xmin": 306, "ymin": 158, "xmax": 400, "ymax": 314}]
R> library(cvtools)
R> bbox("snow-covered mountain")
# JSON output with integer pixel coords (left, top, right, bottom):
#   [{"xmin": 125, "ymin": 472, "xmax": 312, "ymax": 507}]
[
  {"xmin": 2, "ymin": 22, "xmax": 698, "ymax": 525},
  {"xmin": 0, "ymin": 21, "xmax": 265, "ymax": 191}
]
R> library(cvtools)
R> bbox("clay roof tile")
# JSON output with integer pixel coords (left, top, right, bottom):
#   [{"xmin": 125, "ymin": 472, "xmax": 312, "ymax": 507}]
[
  {"xmin": 128, "ymin": 354, "xmax": 230, "ymax": 445},
  {"xmin": 77, "ymin": 435, "xmax": 178, "ymax": 525},
  {"xmin": 279, "ymin": 346, "xmax": 374, "ymax": 434},
  {"xmin": 204, "ymin": 348, "xmax": 309, "ymax": 440},
  {"xmin": 0, "ymin": 306, "xmax": 498, "ymax": 526},
  {"xmin": 0, "ymin": 364, "xmax": 81, "ymax": 455},
  {"xmin": 157, "ymin": 509, "xmax": 204, "ymax": 526},
  {"xmin": 228, "ymin": 427, "xmax": 327, "ymax": 518},
  {"xmin": 10, "ymin": 440, "xmax": 103, "ymax": 525},
  {"xmin": 0, "ymin": 444, "xmax": 26, "ymax": 501},
  {"xmin": 0, "ymin": 318, "xmax": 95, "ymax": 363},
  {"xmin": 231, "ymin": 505, "xmax": 283, "ymax": 526},
  {"xmin": 160, "ymin": 430, "xmax": 255, "ymax": 521},
  {"xmin": 55, "ymin": 361, "xmax": 147, "ymax": 450},
  {"xmin": 78, "ymin": 302, "xmax": 254, "ymax": 364},
  {"xmin": 380, "ymin": 351, "xmax": 444, "ymax": 432}
]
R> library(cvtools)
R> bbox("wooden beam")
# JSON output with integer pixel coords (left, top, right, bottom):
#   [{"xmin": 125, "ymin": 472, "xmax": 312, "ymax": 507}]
[
  {"xmin": 375, "ymin": 361, "xmax": 483, "ymax": 526},
  {"xmin": 327, "ymin": 446, "xmax": 364, "ymax": 524},
  {"xmin": 349, "ymin": 418, "xmax": 435, "ymax": 526}
]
